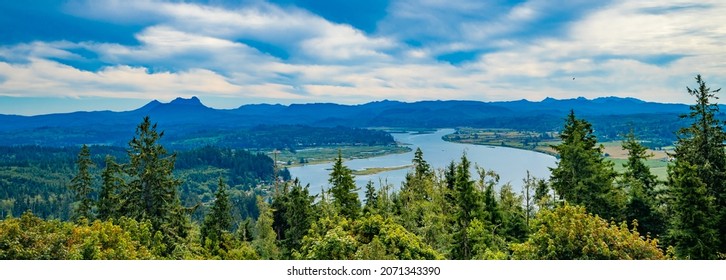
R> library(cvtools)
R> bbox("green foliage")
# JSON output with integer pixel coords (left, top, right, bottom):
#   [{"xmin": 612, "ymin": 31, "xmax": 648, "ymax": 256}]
[
  {"xmin": 69, "ymin": 144, "xmax": 95, "ymax": 221},
  {"xmin": 511, "ymin": 203, "xmax": 666, "ymax": 260},
  {"xmin": 200, "ymin": 178, "xmax": 233, "ymax": 256},
  {"xmin": 451, "ymin": 154, "xmax": 479, "ymax": 259},
  {"xmin": 620, "ymin": 131, "xmax": 665, "ymax": 238},
  {"xmin": 120, "ymin": 116, "xmax": 189, "ymax": 254},
  {"xmin": 297, "ymin": 208, "xmax": 442, "ymax": 260},
  {"xmin": 667, "ymin": 74, "xmax": 726, "ymax": 257},
  {"xmin": 271, "ymin": 179, "xmax": 317, "ymax": 258},
  {"xmin": 498, "ymin": 184, "xmax": 528, "ymax": 242},
  {"xmin": 354, "ymin": 214, "xmax": 442, "ymax": 260},
  {"xmin": 252, "ymin": 196, "xmax": 280, "ymax": 259},
  {"xmin": 666, "ymin": 161, "xmax": 719, "ymax": 259},
  {"xmin": 550, "ymin": 110, "xmax": 625, "ymax": 220},
  {"xmin": 98, "ymin": 156, "xmax": 123, "ymax": 221},
  {"xmin": 0, "ymin": 212, "xmax": 162, "ymax": 260},
  {"xmin": 328, "ymin": 151, "xmax": 361, "ymax": 220},
  {"xmin": 363, "ymin": 181, "xmax": 378, "ymax": 215},
  {"xmin": 467, "ymin": 219, "xmax": 507, "ymax": 259}
]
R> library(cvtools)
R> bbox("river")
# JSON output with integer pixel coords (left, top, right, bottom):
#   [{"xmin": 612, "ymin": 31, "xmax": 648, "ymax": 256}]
[{"xmin": 288, "ymin": 129, "xmax": 557, "ymax": 196}]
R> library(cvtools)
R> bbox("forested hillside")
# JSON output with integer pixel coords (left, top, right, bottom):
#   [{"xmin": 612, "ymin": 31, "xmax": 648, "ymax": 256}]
[
  {"xmin": 0, "ymin": 143, "xmax": 284, "ymax": 223},
  {"xmin": 0, "ymin": 96, "xmax": 710, "ymax": 149}
]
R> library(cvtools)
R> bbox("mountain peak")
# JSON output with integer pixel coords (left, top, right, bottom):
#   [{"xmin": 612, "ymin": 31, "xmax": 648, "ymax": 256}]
[
  {"xmin": 170, "ymin": 96, "xmax": 203, "ymax": 106},
  {"xmin": 136, "ymin": 99, "xmax": 162, "ymax": 112}
]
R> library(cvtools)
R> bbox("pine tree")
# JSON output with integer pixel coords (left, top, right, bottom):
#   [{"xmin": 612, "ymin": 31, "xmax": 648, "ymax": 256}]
[
  {"xmin": 98, "ymin": 155, "xmax": 123, "ymax": 221},
  {"xmin": 69, "ymin": 144, "xmax": 94, "ymax": 222},
  {"xmin": 121, "ymin": 116, "xmax": 188, "ymax": 252},
  {"xmin": 363, "ymin": 181, "xmax": 378, "ymax": 215},
  {"xmin": 620, "ymin": 131, "xmax": 664, "ymax": 237},
  {"xmin": 201, "ymin": 178, "xmax": 233, "ymax": 252},
  {"xmin": 550, "ymin": 110, "xmax": 624, "ymax": 220},
  {"xmin": 412, "ymin": 148, "xmax": 432, "ymax": 180},
  {"xmin": 667, "ymin": 161, "xmax": 719, "ymax": 259},
  {"xmin": 328, "ymin": 151, "xmax": 360, "ymax": 220},
  {"xmin": 253, "ymin": 196, "xmax": 280, "ymax": 259},
  {"xmin": 271, "ymin": 179, "xmax": 316, "ymax": 258},
  {"xmin": 667, "ymin": 74, "xmax": 725, "ymax": 257},
  {"xmin": 622, "ymin": 131, "xmax": 658, "ymax": 192},
  {"xmin": 282, "ymin": 180, "xmax": 316, "ymax": 256},
  {"xmin": 451, "ymin": 154, "xmax": 479, "ymax": 259}
]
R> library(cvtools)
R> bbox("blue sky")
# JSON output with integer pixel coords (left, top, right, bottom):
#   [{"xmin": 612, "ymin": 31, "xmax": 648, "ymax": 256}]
[{"xmin": 1, "ymin": 0, "xmax": 725, "ymax": 115}]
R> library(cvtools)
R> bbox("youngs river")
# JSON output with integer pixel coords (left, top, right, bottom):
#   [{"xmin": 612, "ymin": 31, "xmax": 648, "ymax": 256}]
[{"xmin": 289, "ymin": 129, "xmax": 557, "ymax": 196}]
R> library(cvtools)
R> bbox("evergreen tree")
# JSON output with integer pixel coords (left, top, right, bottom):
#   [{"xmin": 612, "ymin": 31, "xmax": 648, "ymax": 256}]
[
  {"xmin": 451, "ymin": 154, "xmax": 480, "ymax": 259},
  {"xmin": 622, "ymin": 131, "xmax": 658, "ymax": 191},
  {"xmin": 69, "ymin": 144, "xmax": 94, "ymax": 222},
  {"xmin": 120, "ymin": 116, "xmax": 188, "ymax": 252},
  {"xmin": 522, "ymin": 171, "xmax": 538, "ymax": 230},
  {"xmin": 412, "ymin": 148, "xmax": 432, "ymax": 180},
  {"xmin": 97, "ymin": 156, "xmax": 123, "ymax": 221},
  {"xmin": 363, "ymin": 181, "xmax": 378, "ymax": 215},
  {"xmin": 667, "ymin": 74, "xmax": 725, "ymax": 258},
  {"xmin": 328, "ymin": 151, "xmax": 360, "ymax": 220},
  {"xmin": 667, "ymin": 161, "xmax": 719, "ymax": 259},
  {"xmin": 201, "ymin": 178, "xmax": 233, "ymax": 253},
  {"xmin": 272, "ymin": 179, "xmax": 316, "ymax": 258},
  {"xmin": 620, "ymin": 131, "xmax": 664, "ymax": 237},
  {"xmin": 549, "ymin": 111, "xmax": 624, "ymax": 220},
  {"xmin": 253, "ymin": 196, "xmax": 280, "ymax": 259}
]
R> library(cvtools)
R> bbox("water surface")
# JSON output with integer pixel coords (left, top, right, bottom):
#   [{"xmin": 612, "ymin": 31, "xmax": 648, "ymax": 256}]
[{"xmin": 289, "ymin": 129, "xmax": 557, "ymax": 195}]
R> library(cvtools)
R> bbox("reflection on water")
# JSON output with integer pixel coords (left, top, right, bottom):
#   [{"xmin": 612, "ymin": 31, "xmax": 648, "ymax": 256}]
[{"xmin": 289, "ymin": 129, "xmax": 557, "ymax": 196}]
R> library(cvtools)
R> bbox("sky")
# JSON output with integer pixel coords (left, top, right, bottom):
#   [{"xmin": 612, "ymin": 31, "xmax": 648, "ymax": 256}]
[{"xmin": 1, "ymin": 0, "xmax": 725, "ymax": 115}]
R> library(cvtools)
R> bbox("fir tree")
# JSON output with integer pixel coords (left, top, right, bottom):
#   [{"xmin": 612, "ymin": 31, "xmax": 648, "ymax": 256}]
[
  {"xmin": 549, "ymin": 111, "xmax": 624, "ymax": 220},
  {"xmin": 98, "ymin": 156, "xmax": 123, "ymax": 221},
  {"xmin": 253, "ymin": 196, "xmax": 280, "ymax": 259},
  {"xmin": 69, "ymin": 144, "xmax": 94, "ymax": 222},
  {"xmin": 328, "ymin": 151, "xmax": 360, "ymax": 220},
  {"xmin": 363, "ymin": 181, "xmax": 378, "ymax": 215},
  {"xmin": 201, "ymin": 178, "xmax": 233, "ymax": 252},
  {"xmin": 121, "ymin": 116, "xmax": 188, "ymax": 252},
  {"xmin": 620, "ymin": 131, "xmax": 664, "ymax": 237},
  {"xmin": 667, "ymin": 161, "xmax": 719, "ymax": 259},
  {"xmin": 667, "ymin": 74, "xmax": 725, "ymax": 257},
  {"xmin": 451, "ymin": 154, "xmax": 479, "ymax": 259}
]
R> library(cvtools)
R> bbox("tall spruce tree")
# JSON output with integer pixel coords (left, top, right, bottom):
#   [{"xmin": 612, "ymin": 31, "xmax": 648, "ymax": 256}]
[
  {"xmin": 549, "ymin": 110, "xmax": 624, "ymax": 220},
  {"xmin": 328, "ymin": 151, "xmax": 360, "ymax": 220},
  {"xmin": 451, "ymin": 154, "xmax": 480, "ymax": 259},
  {"xmin": 69, "ymin": 144, "xmax": 95, "ymax": 222},
  {"xmin": 667, "ymin": 74, "xmax": 725, "ymax": 258},
  {"xmin": 667, "ymin": 161, "xmax": 719, "ymax": 259},
  {"xmin": 201, "ymin": 178, "xmax": 233, "ymax": 252},
  {"xmin": 98, "ymin": 155, "xmax": 123, "ymax": 221},
  {"xmin": 121, "ymin": 116, "xmax": 188, "ymax": 251},
  {"xmin": 621, "ymin": 131, "xmax": 664, "ymax": 237},
  {"xmin": 253, "ymin": 196, "xmax": 280, "ymax": 259},
  {"xmin": 363, "ymin": 181, "xmax": 378, "ymax": 215},
  {"xmin": 272, "ymin": 179, "xmax": 317, "ymax": 258}
]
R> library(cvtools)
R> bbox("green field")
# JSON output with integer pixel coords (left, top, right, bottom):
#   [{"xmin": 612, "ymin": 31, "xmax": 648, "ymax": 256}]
[{"xmin": 607, "ymin": 158, "xmax": 669, "ymax": 181}]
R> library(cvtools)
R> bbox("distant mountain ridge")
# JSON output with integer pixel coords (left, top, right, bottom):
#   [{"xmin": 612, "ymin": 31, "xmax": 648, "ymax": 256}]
[{"xmin": 0, "ymin": 96, "xmax": 697, "ymax": 147}]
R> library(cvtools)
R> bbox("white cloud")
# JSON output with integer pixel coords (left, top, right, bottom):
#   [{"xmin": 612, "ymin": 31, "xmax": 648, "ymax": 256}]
[
  {"xmin": 0, "ymin": 59, "xmax": 244, "ymax": 99},
  {"xmin": 3, "ymin": 0, "xmax": 726, "ymax": 111}
]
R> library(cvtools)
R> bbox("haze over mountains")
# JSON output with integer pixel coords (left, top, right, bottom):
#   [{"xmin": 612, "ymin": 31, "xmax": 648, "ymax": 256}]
[{"xmin": 0, "ymin": 96, "xmax": 696, "ymax": 147}]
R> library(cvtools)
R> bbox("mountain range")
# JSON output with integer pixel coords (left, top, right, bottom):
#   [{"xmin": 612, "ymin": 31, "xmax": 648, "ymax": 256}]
[{"xmin": 0, "ymin": 96, "xmax": 698, "ymax": 147}]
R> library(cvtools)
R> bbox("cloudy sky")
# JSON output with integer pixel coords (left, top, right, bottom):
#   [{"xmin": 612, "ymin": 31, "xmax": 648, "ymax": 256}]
[{"xmin": 1, "ymin": 0, "xmax": 725, "ymax": 115}]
